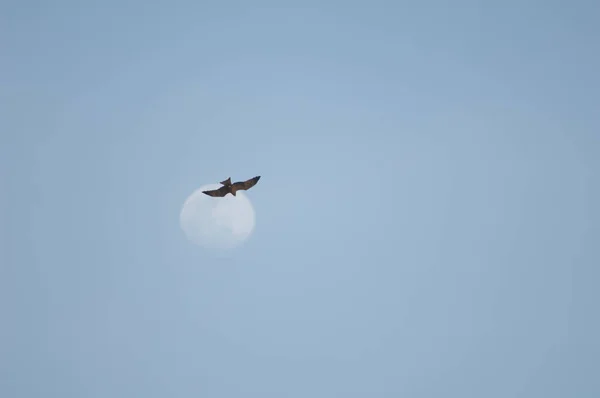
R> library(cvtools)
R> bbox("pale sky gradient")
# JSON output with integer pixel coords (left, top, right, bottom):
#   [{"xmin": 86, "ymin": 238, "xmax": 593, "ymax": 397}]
[{"xmin": 2, "ymin": 1, "xmax": 599, "ymax": 397}]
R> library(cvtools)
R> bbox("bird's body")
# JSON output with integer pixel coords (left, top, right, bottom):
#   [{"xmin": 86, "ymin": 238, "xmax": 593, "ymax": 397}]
[{"xmin": 202, "ymin": 176, "xmax": 261, "ymax": 197}]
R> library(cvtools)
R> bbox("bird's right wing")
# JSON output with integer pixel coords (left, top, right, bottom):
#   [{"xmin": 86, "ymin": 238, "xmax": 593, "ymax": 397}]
[
  {"xmin": 202, "ymin": 185, "xmax": 229, "ymax": 197},
  {"xmin": 232, "ymin": 176, "xmax": 261, "ymax": 191}
]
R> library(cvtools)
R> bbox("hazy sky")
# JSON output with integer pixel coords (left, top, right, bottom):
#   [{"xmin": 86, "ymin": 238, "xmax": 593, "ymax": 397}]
[{"xmin": 2, "ymin": 1, "xmax": 598, "ymax": 397}]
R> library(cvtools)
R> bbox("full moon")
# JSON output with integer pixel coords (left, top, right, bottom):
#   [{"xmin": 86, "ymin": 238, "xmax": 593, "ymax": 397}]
[{"xmin": 179, "ymin": 183, "xmax": 256, "ymax": 249}]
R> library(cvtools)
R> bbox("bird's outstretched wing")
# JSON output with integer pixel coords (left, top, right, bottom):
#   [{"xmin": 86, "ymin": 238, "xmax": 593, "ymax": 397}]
[
  {"xmin": 202, "ymin": 185, "xmax": 230, "ymax": 197},
  {"xmin": 232, "ymin": 176, "xmax": 261, "ymax": 191}
]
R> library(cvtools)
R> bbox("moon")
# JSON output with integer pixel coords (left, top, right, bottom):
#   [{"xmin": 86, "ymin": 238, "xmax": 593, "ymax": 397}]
[{"xmin": 179, "ymin": 183, "xmax": 256, "ymax": 249}]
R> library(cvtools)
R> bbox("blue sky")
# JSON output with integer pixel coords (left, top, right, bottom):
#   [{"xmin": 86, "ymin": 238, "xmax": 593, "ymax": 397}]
[{"xmin": 2, "ymin": 1, "xmax": 599, "ymax": 396}]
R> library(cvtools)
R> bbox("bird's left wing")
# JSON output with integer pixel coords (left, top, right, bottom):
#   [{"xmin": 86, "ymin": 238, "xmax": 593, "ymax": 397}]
[{"xmin": 202, "ymin": 185, "xmax": 229, "ymax": 197}]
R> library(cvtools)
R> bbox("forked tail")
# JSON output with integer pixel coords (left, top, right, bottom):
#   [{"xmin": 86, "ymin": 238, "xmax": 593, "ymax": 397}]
[{"xmin": 220, "ymin": 177, "xmax": 232, "ymax": 186}]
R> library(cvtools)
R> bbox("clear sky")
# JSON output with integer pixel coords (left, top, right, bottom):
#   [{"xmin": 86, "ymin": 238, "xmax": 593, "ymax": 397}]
[{"xmin": 2, "ymin": 1, "xmax": 598, "ymax": 397}]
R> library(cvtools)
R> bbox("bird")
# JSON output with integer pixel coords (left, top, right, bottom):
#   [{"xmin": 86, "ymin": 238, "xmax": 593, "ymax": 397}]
[{"xmin": 202, "ymin": 176, "xmax": 261, "ymax": 197}]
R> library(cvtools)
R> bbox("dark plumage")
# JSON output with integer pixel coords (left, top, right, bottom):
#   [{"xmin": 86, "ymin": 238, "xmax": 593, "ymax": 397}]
[{"xmin": 202, "ymin": 176, "xmax": 261, "ymax": 197}]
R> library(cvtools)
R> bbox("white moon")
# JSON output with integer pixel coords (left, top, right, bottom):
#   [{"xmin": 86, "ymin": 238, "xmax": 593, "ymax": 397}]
[{"xmin": 179, "ymin": 183, "xmax": 256, "ymax": 249}]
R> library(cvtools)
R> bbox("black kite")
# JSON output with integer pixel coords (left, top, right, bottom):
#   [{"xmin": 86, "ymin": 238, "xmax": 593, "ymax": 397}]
[{"xmin": 202, "ymin": 176, "xmax": 261, "ymax": 197}]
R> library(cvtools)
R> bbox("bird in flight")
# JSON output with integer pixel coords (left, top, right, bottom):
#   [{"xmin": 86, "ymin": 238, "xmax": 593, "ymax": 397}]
[{"xmin": 202, "ymin": 176, "xmax": 261, "ymax": 197}]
